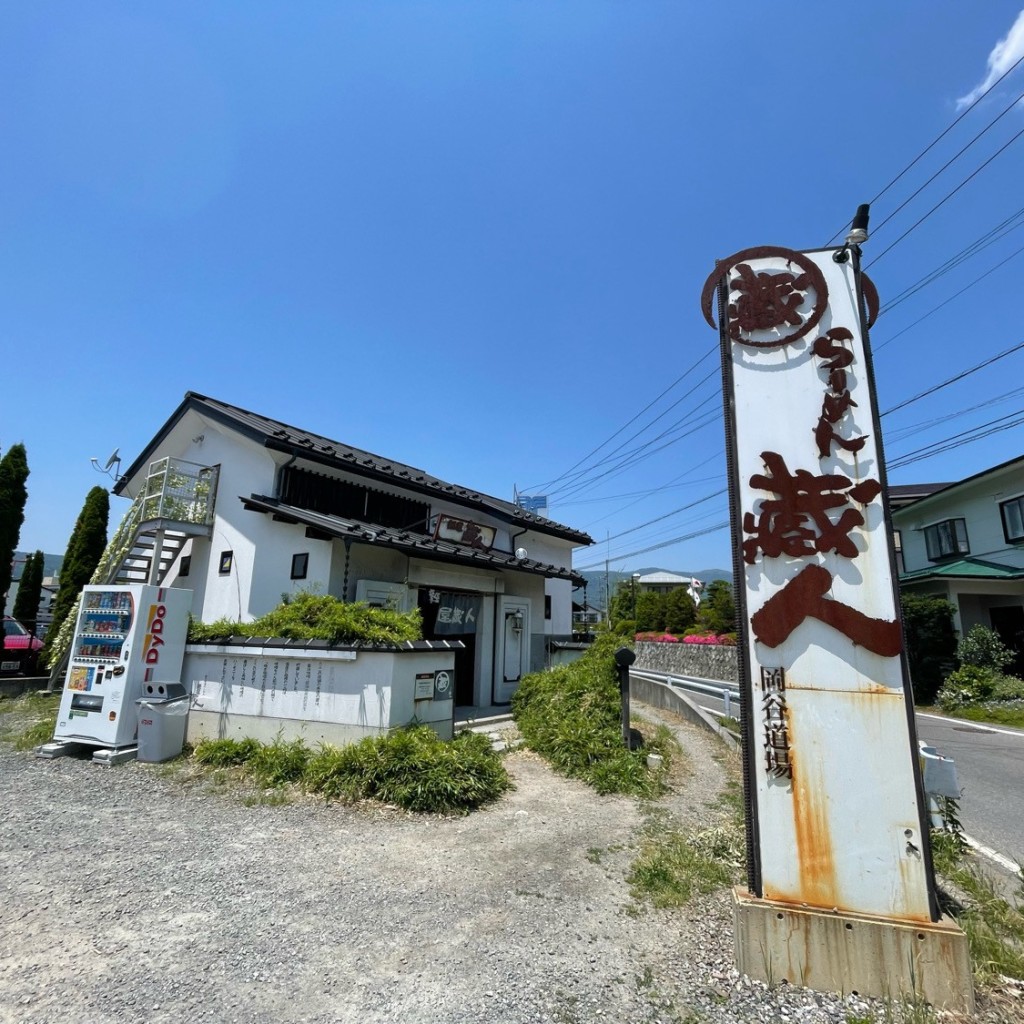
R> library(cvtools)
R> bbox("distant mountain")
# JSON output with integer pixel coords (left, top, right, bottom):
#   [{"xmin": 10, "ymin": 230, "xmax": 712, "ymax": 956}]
[{"xmin": 574, "ymin": 566, "xmax": 732, "ymax": 610}]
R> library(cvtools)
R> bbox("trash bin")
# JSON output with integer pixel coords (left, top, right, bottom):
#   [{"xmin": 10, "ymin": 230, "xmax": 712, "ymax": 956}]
[{"xmin": 136, "ymin": 682, "xmax": 190, "ymax": 762}]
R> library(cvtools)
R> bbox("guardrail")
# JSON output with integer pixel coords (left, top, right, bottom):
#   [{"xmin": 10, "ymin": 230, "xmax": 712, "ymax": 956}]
[{"xmin": 630, "ymin": 668, "xmax": 743, "ymax": 719}]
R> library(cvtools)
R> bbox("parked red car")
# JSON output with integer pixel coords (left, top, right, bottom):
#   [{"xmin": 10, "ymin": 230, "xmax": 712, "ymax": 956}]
[{"xmin": 2, "ymin": 617, "xmax": 43, "ymax": 676}]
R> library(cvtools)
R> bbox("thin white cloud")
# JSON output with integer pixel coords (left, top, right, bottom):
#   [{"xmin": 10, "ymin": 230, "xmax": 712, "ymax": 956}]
[{"xmin": 957, "ymin": 8, "xmax": 1024, "ymax": 109}]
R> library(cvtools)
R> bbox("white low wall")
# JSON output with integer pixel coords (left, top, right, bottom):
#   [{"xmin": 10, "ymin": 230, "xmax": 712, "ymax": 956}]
[{"xmin": 182, "ymin": 641, "xmax": 458, "ymax": 746}]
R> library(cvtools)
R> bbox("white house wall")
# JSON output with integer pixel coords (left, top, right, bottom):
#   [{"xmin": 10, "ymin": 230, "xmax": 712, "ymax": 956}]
[{"xmin": 897, "ymin": 466, "xmax": 1024, "ymax": 574}]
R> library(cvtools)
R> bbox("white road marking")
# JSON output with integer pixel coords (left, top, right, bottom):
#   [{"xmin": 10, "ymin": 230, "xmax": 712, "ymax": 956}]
[
  {"xmin": 963, "ymin": 834, "xmax": 1021, "ymax": 874},
  {"xmin": 916, "ymin": 711, "xmax": 1024, "ymax": 738}
]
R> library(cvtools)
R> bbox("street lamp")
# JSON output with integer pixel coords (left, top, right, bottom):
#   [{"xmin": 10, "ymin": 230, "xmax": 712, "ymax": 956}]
[{"xmin": 631, "ymin": 572, "xmax": 641, "ymax": 619}]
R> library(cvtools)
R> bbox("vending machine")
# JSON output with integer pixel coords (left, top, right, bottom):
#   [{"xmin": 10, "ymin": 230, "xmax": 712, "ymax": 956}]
[{"xmin": 52, "ymin": 585, "xmax": 193, "ymax": 750}]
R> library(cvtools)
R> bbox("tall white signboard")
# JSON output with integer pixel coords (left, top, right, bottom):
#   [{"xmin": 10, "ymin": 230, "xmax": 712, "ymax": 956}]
[{"xmin": 702, "ymin": 242, "xmax": 971, "ymax": 1009}]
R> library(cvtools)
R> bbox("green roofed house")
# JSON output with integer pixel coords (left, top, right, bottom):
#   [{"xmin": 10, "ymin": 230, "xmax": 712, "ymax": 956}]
[{"xmin": 892, "ymin": 455, "xmax": 1024, "ymax": 663}]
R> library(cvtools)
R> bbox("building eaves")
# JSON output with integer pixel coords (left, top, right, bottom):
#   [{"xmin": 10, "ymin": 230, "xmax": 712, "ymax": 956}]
[
  {"xmin": 119, "ymin": 392, "xmax": 593, "ymax": 547},
  {"xmin": 891, "ymin": 455, "xmax": 1024, "ymax": 518},
  {"xmin": 241, "ymin": 494, "xmax": 587, "ymax": 586},
  {"xmin": 899, "ymin": 556, "xmax": 1024, "ymax": 583}
]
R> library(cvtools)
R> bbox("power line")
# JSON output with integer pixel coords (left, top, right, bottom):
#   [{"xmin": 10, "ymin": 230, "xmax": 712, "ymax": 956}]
[
  {"xmin": 879, "ymin": 204, "xmax": 1024, "ymax": 317},
  {"xmin": 866, "ymin": 122, "xmax": 1024, "ymax": 268},
  {"xmin": 824, "ymin": 50, "xmax": 1024, "ymax": 246},
  {"xmin": 870, "ymin": 83, "xmax": 1024, "ymax": 237},
  {"xmin": 575, "ymin": 520, "xmax": 730, "ymax": 572},
  {"xmin": 599, "ymin": 488, "xmax": 727, "ymax": 545},
  {"xmin": 545, "ymin": 367, "xmax": 719, "ymax": 499},
  {"xmin": 526, "ymin": 345, "xmax": 716, "ymax": 493},
  {"xmin": 874, "ymin": 241, "xmax": 1024, "ymax": 352},
  {"xmin": 881, "ymin": 339, "xmax": 1024, "ymax": 415},
  {"xmin": 888, "ymin": 408, "xmax": 1024, "ymax": 470}
]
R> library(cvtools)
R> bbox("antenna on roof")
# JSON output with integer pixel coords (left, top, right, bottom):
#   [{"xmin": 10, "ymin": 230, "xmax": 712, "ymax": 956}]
[{"xmin": 90, "ymin": 447, "xmax": 122, "ymax": 481}]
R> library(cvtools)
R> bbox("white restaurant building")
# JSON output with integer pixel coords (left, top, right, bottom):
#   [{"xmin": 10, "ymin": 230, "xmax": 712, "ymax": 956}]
[{"xmin": 112, "ymin": 393, "xmax": 594, "ymax": 710}]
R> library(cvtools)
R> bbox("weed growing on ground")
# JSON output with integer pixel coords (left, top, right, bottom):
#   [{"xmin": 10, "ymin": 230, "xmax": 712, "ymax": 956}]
[
  {"xmin": 0, "ymin": 692, "xmax": 59, "ymax": 750},
  {"xmin": 627, "ymin": 819, "xmax": 735, "ymax": 908},
  {"xmin": 511, "ymin": 634, "xmax": 672, "ymax": 798},
  {"xmin": 928, "ymin": 797, "xmax": 1024, "ymax": 984}
]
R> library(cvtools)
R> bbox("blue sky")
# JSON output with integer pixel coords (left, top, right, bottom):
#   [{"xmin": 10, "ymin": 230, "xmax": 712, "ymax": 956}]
[{"xmin": 4, "ymin": 2, "xmax": 1024, "ymax": 575}]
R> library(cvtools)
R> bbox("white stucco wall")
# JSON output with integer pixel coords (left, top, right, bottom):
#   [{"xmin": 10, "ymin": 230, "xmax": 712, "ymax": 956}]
[{"xmin": 894, "ymin": 462, "xmax": 1024, "ymax": 574}]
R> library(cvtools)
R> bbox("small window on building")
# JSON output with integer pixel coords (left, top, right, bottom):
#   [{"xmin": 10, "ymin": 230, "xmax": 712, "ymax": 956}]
[
  {"xmin": 1000, "ymin": 496, "xmax": 1024, "ymax": 543},
  {"xmin": 219, "ymin": 551, "xmax": 233, "ymax": 575},
  {"xmin": 924, "ymin": 519, "xmax": 969, "ymax": 561},
  {"xmin": 291, "ymin": 553, "xmax": 309, "ymax": 580},
  {"xmin": 544, "ymin": 595, "xmax": 552, "ymax": 620},
  {"xmin": 179, "ymin": 555, "xmax": 191, "ymax": 578}
]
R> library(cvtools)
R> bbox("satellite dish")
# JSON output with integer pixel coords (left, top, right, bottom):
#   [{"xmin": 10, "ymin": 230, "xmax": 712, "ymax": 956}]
[{"xmin": 103, "ymin": 448, "xmax": 121, "ymax": 472}]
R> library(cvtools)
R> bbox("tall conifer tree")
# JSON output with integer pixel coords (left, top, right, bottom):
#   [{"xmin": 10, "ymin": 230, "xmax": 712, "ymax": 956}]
[
  {"xmin": 0, "ymin": 443, "xmax": 30, "ymax": 615},
  {"xmin": 12, "ymin": 549, "xmax": 45, "ymax": 630},
  {"xmin": 42, "ymin": 487, "xmax": 109, "ymax": 660}
]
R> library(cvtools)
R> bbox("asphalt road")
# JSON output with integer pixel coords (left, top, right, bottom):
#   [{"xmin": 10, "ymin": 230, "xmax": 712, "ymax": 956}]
[
  {"xmin": 663, "ymin": 677, "xmax": 1024, "ymax": 871},
  {"xmin": 915, "ymin": 712, "xmax": 1024, "ymax": 870}
]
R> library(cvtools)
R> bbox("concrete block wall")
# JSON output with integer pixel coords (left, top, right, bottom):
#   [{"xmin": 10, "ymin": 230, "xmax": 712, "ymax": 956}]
[{"xmin": 634, "ymin": 641, "xmax": 738, "ymax": 683}]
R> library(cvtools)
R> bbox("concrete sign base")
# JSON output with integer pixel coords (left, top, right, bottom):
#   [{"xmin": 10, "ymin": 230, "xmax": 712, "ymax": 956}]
[{"xmin": 732, "ymin": 888, "xmax": 974, "ymax": 1012}]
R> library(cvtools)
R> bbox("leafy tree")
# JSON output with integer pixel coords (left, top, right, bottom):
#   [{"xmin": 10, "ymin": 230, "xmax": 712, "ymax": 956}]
[
  {"xmin": 696, "ymin": 579, "xmax": 736, "ymax": 634},
  {"xmin": 664, "ymin": 587, "xmax": 697, "ymax": 635},
  {"xmin": 42, "ymin": 487, "xmax": 109, "ymax": 663},
  {"xmin": 12, "ymin": 549, "xmax": 45, "ymax": 631},
  {"xmin": 956, "ymin": 625, "xmax": 1014, "ymax": 672},
  {"xmin": 609, "ymin": 579, "xmax": 641, "ymax": 626},
  {"xmin": 899, "ymin": 593, "xmax": 957, "ymax": 705},
  {"xmin": 0, "ymin": 443, "xmax": 30, "ymax": 615},
  {"xmin": 635, "ymin": 591, "xmax": 666, "ymax": 632}
]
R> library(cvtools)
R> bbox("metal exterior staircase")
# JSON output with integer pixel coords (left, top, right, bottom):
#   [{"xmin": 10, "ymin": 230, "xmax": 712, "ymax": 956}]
[{"xmin": 101, "ymin": 458, "xmax": 219, "ymax": 586}]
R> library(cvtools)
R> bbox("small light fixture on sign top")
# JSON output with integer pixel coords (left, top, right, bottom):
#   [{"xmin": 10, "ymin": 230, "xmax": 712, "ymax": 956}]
[
  {"xmin": 515, "ymin": 547, "xmax": 528, "ymax": 560},
  {"xmin": 834, "ymin": 203, "xmax": 870, "ymax": 263}
]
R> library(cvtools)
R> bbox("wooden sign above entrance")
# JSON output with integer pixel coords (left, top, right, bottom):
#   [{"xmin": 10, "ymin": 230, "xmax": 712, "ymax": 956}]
[{"xmin": 433, "ymin": 514, "xmax": 496, "ymax": 551}]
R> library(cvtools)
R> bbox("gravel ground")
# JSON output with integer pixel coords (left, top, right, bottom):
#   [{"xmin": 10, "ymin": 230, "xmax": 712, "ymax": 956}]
[{"xmin": 0, "ymin": 702, "xmax": 1015, "ymax": 1024}]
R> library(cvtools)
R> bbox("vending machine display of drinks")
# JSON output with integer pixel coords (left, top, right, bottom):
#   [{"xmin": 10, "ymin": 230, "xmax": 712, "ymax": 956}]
[{"xmin": 53, "ymin": 585, "xmax": 193, "ymax": 750}]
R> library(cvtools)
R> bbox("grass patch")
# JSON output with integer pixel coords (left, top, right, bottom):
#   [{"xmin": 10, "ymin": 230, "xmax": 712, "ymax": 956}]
[
  {"xmin": 955, "ymin": 703, "xmax": 1024, "ymax": 728},
  {"xmin": 628, "ymin": 826, "xmax": 736, "ymax": 907},
  {"xmin": 929, "ymin": 799, "xmax": 1024, "ymax": 985},
  {"xmin": 0, "ymin": 692, "xmax": 59, "ymax": 750},
  {"xmin": 191, "ymin": 725, "xmax": 511, "ymax": 814},
  {"xmin": 511, "ymin": 634, "xmax": 672, "ymax": 798}
]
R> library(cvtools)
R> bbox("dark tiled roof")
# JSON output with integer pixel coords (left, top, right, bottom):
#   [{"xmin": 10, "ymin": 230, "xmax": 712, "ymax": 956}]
[
  {"xmin": 185, "ymin": 636, "xmax": 466, "ymax": 652},
  {"xmin": 241, "ymin": 494, "xmax": 587, "ymax": 586},
  {"xmin": 119, "ymin": 392, "xmax": 592, "ymax": 546},
  {"xmin": 888, "ymin": 483, "xmax": 952, "ymax": 509}
]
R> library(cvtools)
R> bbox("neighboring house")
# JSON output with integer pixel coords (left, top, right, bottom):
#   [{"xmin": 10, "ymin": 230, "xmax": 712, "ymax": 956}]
[
  {"xmin": 888, "ymin": 483, "xmax": 951, "ymax": 574},
  {"xmin": 892, "ymin": 455, "xmax": 1024, "ymax": 661},
  {"xmin": 636, "ymin": 571, "xmax": 690, "ymax": 594},
  {"xmin": 637, "ymin": 570, "xmax": 703, "ymax": 605},
  {"xmin": 111, "ymin": 393, "xmax": 594, "ymax": 709}
]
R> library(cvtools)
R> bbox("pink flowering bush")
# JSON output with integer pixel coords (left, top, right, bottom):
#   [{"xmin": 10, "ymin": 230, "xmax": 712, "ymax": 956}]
[
  {"xmin": 682, "ymin": 632, "xmax": 737, "ymax": 646},
  {"xmin": 634, "ymin": 632, "xmax": 680, "ymax": 643}
]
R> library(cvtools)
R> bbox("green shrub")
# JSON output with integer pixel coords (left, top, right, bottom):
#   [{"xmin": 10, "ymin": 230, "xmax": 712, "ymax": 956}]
[
  {"xmin": 900, "ymin": 593, "xmax": 957, "ymax": 704},
  {"xmin": 304, "ymin": 726, "xmax": 510, "ymax": 813},
  {"xmin": 957, "ymin": 625, "xmax": 1014, "ymax": 672},
  {"xmin": 511, "ymin": 634, "xmax": 665, "ymax": 798},
  {"xmin": 188, "ymin": 592, "xmax": 422, "ymax": 646},
  {"xmin": 193, "ymin": 737, "xmax": 261, "ymax": 766},
  {"xmin": 992, "ymin": 674, "xmax": 1024, "ymax": 702},
  {"xmin": 193, "ymin": 726, "xmax": 509, "ymax": 812},
  {"xmin": 936, "ymin": 665, "xmax": 998, "ymax": 712},
  {"xmin": 249, "ymin": 737, "xmax": 311, "ymax": 787}
]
